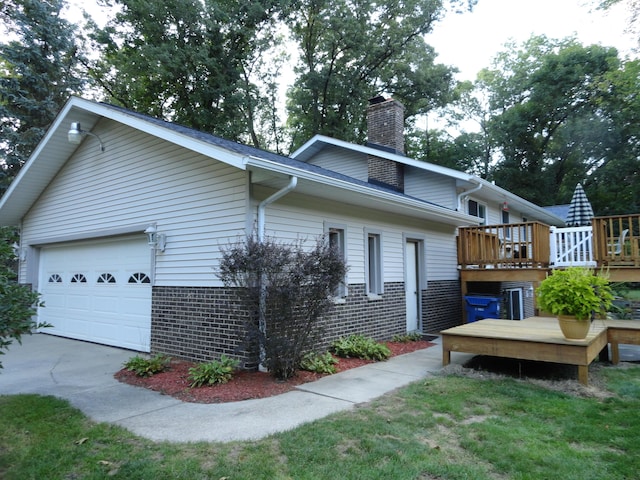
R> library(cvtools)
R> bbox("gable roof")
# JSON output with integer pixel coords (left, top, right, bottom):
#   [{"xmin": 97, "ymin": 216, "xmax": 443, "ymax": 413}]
[
  {"xmin": 292, "ymin": 135, "xmax": 565, "ymax": 226},
  {"xmin": 0, "ymin": 97, "xmax": 477, "ymax": 227}
]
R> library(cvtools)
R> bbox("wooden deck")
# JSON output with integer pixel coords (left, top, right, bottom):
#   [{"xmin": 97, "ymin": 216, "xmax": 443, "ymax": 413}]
[{"xmin": 441, "ymin": 317, "xmax": 609, "ymax": 385}]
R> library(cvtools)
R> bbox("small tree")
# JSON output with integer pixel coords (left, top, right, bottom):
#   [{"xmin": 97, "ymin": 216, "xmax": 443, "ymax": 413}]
[
  {"xmin": 0, "ymin": 227, "xmax": 44, "ymax": 369},
  {"xmin": 218, "ymin": 234, "xmax": 347, "ymax": 380}
]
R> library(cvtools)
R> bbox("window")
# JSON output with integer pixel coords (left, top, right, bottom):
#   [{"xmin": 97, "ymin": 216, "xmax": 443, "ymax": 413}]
[
  {"xmin": 128, "ymin": 273, "xmax": 150, "ymax": 284},
  {"xmin": 71, "ymin": 274, "xmax": 87, "ymax": 283},
  {"xmin": 366, "ymin": 232, "xmax": 383, "ymax": 295},
  {"xmin": 468, "ymin": 199, "xmax": 487, "ymax": 225},
  {"xmin": 97, "ymin": 273, "xmax": 116, "ymax": 284},
  {"xmin": 48, "ymin": 274, "xmax": 63, "ymax": 283},
  {"xmin": 328, "ymin": 227, "xmax": 347, "ymax": 297},
  {"xmin": 502, "ymin": 210, "xmax": 511, "ymax": 239}
]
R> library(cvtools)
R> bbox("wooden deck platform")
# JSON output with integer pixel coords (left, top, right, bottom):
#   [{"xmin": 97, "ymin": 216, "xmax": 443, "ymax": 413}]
[{"xmin": 441, "ymin": 317, "xmax": 609, "ymax": 385}]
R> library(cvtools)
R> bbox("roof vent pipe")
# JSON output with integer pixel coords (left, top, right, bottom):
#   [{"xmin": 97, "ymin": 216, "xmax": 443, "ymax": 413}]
[{"xmin": 456, "ymin": 182, "xmax": 482, "ymax": 211}]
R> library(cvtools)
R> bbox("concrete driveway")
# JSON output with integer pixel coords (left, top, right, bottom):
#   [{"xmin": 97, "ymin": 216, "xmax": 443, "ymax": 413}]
[{"xmin": 0, "ymin": 333, "xmax": 452, "ymax": 443}]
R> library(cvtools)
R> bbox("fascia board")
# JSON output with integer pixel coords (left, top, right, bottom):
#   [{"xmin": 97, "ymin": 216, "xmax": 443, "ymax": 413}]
[{"xmin": 71, "ymin": 98, "xmax": 248, "ymax": 169}]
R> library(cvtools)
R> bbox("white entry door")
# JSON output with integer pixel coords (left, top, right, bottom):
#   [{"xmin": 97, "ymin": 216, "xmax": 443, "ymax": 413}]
[
  {"xmin": 39, "ymin": 236, "xmax": 152, "ymax": 351},
  {"xmin": 405, "ymin": 240, "xmax": 420, "ymax": 332}
]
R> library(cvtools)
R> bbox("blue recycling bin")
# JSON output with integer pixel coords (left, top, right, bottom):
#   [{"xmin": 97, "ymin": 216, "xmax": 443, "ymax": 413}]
[{"xmin": 464, "ymin": 295, "xmax": 501, "ymax": 323}]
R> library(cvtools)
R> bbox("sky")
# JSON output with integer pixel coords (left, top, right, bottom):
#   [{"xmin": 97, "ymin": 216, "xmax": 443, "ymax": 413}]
[{"xmin": 426, "ymin": 0, "xmax": 638, "ymax": 81}]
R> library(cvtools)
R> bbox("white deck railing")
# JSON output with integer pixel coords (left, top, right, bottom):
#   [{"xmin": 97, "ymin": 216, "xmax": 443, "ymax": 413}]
[{"xmin": 550, "ymin": 226, "xmax": 596, "ymax": 267}]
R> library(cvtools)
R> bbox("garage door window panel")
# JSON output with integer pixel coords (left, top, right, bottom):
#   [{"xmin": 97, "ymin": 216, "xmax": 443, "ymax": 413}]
[
  {"xmin": 128, "ymin": 272, "xmax": 150, "ymax": 284},
  {"xmin": 97, "ymin": 273, "xmax": 117, "ymax": 284}
]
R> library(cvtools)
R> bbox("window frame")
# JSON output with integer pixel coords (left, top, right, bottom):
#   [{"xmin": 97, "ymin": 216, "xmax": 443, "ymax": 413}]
[
  {"xmin": 325, "ymin": 223, "xmax": 348, "ymax": 299},
  {"xmin": 468, "ymin": 199, "xmax": 487, "ymax": 225},
  {"xmin": 364, "ymin": 229, "xmax": 384, "ymax": 297}
]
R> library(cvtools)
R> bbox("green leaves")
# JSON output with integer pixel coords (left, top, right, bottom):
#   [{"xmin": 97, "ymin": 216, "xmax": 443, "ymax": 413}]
[
  {"xmin": 331, "ymin": 334, "xmax": 391, "ymax": 361},
  {"xmin": 0, "ymin": 227, "xmax": 43, "ymax": 370},
  {"xmin": 188, "ymin": 355, "xmax": 239, "ymax": 387},
  {"xmin": 123, "ymin": 354, "xmax": 171, "ymax": 377}
]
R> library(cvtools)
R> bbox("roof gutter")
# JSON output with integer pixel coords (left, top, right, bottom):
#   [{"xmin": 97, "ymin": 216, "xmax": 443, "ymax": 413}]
[
  {"xmin": 457, "ymin": 181, "xmax": 483, "ymax": 212},
  {"xmin": 257, "ymin": 175, "xmax": 298, "ymax": 242}
]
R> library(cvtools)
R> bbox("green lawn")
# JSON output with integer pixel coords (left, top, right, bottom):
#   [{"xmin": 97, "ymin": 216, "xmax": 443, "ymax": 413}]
[{"xmin": 1, "ymin": 364, "xmax": 639, "ymax": 480}]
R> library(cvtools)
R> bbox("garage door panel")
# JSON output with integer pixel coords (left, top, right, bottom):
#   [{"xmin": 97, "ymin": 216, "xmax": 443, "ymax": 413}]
[{"xmin": 39, "ymin": 236, "xmax": 152, "ymax": 352}]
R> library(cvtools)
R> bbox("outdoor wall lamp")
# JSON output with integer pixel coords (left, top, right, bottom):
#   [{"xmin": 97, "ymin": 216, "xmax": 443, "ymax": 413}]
[
  {"xmin": 12, "ymin": 242, "xmax": 26, "ymax": 262},
  {"xmin": 67, "ymin": 122, "xmax": 105, "ymax": 152},
  {"xmin": 502, "ymin": 201, "xmax": 509, "ymax": 212},
  {"xmin": 144, "ymin": 225, "xmax": 166, "ymax": 252}
]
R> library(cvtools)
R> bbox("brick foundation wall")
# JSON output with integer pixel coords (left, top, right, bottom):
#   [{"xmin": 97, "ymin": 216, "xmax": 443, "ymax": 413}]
[
  {"xmin": 318, "ymin": 283, "xmax": 406, "ymax": 350},
  {"xmin": 423, "ymin": 279, "xmax": 463, "ymax": 333},
  {"xmin": 150, "ymin": 283, "xmax": 410, "ymax": 367},
  {"xmin": 150, "ymin": 286, "xmax": 257, "ymax": 368}
]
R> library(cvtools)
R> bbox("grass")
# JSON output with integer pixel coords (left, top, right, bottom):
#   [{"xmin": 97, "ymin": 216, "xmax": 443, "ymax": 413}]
[{"xmin": 1, "ymin": 364, "xmax": 640, "ymax": 479}]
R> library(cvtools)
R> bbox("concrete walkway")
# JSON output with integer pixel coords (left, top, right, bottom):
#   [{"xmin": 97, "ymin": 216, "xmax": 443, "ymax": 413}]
[{"xmin": 0, "ymin": 334, "xmax": 468, "ymax": 443}]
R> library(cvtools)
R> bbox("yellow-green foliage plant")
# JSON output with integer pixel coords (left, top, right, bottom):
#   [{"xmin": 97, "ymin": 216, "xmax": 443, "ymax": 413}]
[{"xmin": 536, "ymin": 267, "xmax": 614, "ymax": 321}]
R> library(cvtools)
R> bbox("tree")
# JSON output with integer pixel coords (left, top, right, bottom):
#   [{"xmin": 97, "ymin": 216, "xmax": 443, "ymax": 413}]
[
  {"xmin": 284, "ymin": 0, "xmax": 472, "ymax": 151},
  {"xmin": 0, "ymin": 227, "xmax": 44, "ymax": 370},
  {"xmin": 412, "ymin": 79, "xmax": 494, "ymax": 177},
  {"xmin": 86, "ymin": 0, "xmax": 292, "ymax": 148},
  {"xmin": 587, "ymin": 59, "xmax": 640, "ymax": 214},
  {"xmin": 477, "ymin": 36, "xmax": 622, "ymax": 207},
  {"xmin": 218, "ymin": 235, "xmax": 347, "ymax": 380},
  {"xmin": 0, "ymin": 0, "xmax": 86, "ymax": 192}
]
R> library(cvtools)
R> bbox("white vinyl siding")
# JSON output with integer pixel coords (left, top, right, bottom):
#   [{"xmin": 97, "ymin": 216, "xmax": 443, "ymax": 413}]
[
  {"xmin": 21, "ymin": 120, "xmax": 248, "ymax": 287},
  {"xmin": 404, "ymin": 167, "xmax": 457, "ymax": 209},
  {"xmin": 306, "ymin": 145, "xmax": 368, "ymax": 181},
  {"xmin": 253, "ymin": 188, "xmax": 459, "ymax": 285}
]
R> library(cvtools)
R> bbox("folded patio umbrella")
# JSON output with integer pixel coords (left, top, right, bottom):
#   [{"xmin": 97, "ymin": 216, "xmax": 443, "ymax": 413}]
[{"xmin": 566, "ymin": 183, "xmax": 594, "ymax": 227}]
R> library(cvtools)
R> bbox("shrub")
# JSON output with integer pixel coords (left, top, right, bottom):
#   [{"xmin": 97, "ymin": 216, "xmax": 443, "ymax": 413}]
[
  {"xmin": 0, "ymin": 227, "xmax": 46, "ymax": 370},
  {"xmin": 331, "ymin": 334, "xmax": 391, "ymax": 361},
  {"xmin": 188, "ymin": 355, "xmax": 239, "ymax": 387},
  {"xmin": 123, "ymin": 354, "xmax": 170, "ymax": 377},
  {"xmin": 391, "ymin": 332, "xmax": 423, "ymax": 343},
  {"xmin": 218, "ymin": 234, "xmax": 348, "ymax": 380},
  {"xmin": 300, "ymin": 351, "xmax": 338, "ymax": 374}
]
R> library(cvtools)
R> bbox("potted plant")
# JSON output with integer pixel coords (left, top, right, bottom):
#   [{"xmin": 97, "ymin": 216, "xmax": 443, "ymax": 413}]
[{"xmin": 536, "ymin": 267, "xmax": 614, "ymax": 340}]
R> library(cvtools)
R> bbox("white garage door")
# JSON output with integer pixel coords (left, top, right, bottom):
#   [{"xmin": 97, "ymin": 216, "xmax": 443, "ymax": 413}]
[{"xmin": 39, "ymin": 236, "xmax": 152, "ymax": 352}]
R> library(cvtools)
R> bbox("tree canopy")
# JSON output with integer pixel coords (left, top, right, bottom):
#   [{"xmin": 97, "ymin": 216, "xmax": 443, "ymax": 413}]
[
  {"xmin": 0, "ymin": 0, "xmax": 86, "ymax": 192},
  {"xmin": 1, "ymin": 0, "xmax": 638, "ymax": 216},
  {"xmin": 284, "ymin": 0, "xmax": 458, "ymax": 151}
]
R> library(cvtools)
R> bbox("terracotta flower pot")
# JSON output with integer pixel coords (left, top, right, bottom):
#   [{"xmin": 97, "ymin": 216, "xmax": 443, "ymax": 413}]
[{"xmin": 558, "ymin": 314, "xmax": 591, "ymax": 340}]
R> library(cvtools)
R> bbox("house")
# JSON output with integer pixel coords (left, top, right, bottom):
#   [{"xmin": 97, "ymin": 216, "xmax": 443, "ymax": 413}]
[{"xmin": 0, "ymin": 96, "xmax": 564, "ymax": 366}]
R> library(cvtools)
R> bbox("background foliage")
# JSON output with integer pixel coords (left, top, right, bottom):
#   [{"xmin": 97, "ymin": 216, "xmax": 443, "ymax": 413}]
[{"xmin": 0, "ymin": 0, "xmax": 637, "ymax": 214}]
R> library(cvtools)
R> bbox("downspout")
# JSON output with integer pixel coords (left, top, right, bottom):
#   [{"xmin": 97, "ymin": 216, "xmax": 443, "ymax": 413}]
[
  {"xmin": 456, "ymin": 181, "xmax": 483, "ymax": 211},
  {"xmin": 257, "ymin": 176, "xmax": 298, "ymax": 241},
  {"xmin": 256, "ymin": 175, "xmax": 297, "ymax": 370}
]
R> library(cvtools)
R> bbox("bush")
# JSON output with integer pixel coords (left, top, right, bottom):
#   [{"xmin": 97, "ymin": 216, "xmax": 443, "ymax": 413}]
[
  {"xmin": 300, "ymin": 351, "xmax": 338, "ymax": 374},
  {"xmin": 188, "ymin": 355, "xmax": 239, "ymax": 387},
  {"xmin": 123, "ymin": 354, "xmax": 170, "ymax": 377},
  {"xmin": 391, "ymin": 332, "xmax": 423, "ymax": 343},
  {"xmin": 0, "ymin": 227, "xmax": 45, "ymax": 370},
  {"xmin": 218, "ymin": 234, "xmax": 348, "ymax": 380},
  {"xmin": 331, "ymin": 334, "xmax": 391, "ymax": 361}
]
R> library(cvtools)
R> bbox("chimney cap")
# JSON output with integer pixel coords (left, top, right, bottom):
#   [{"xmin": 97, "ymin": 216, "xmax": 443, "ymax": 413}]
[{"xmin": 368, "ymin": 95, "xmax": 387, "ymax": 105}]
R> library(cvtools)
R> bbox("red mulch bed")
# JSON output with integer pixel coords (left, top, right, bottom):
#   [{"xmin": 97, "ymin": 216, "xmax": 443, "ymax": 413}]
[{"xmin": 114, "ymin": 340, "xmax": 435, "ymax": 404}]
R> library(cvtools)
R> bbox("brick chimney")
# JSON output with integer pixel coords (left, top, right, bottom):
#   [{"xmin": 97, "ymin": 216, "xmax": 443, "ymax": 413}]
[{"xmin": 367, "ymin": 96, "xmax": 405, "ymax": 192}]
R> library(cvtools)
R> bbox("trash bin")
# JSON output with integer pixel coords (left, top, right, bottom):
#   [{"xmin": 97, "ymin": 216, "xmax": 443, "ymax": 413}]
[{"xmin": 464, "ymin": 295, "xmax": 501, "ymax": 323}]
